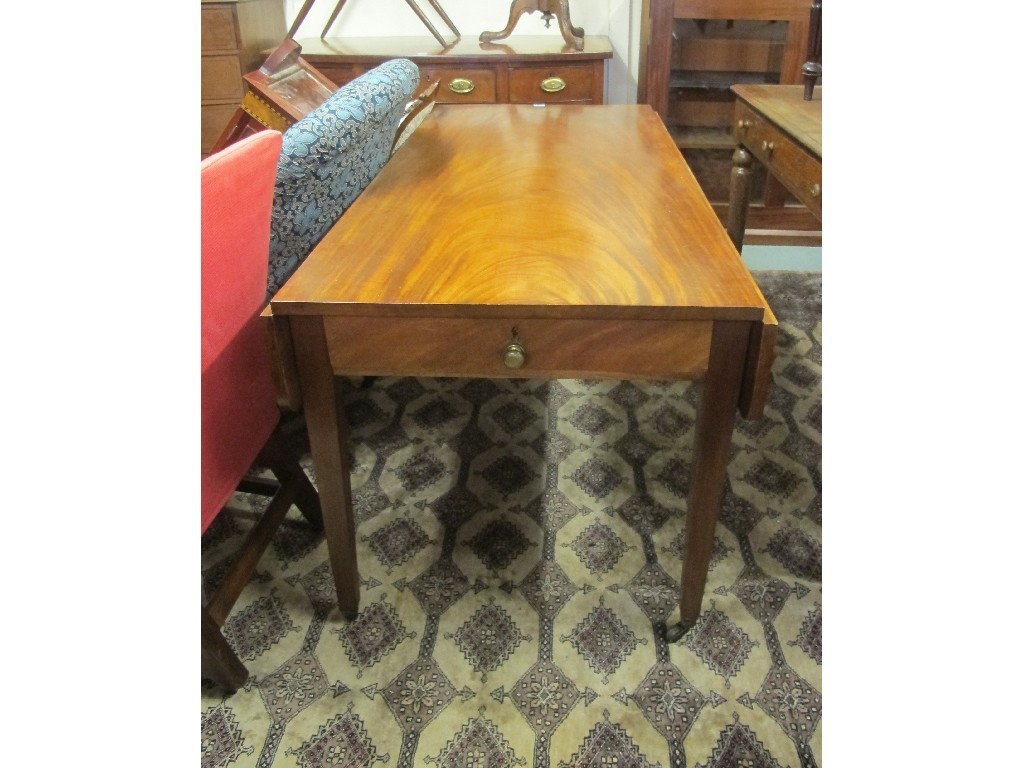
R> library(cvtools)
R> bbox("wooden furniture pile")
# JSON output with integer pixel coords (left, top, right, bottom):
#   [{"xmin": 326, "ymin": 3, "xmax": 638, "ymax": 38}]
[{"xmin": 638, "ymin": 0, "xmax": 820, "ymax": 246}]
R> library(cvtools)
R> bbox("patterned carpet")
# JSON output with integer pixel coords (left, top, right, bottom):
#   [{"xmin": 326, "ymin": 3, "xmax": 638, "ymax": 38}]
[{"xmin": 201, "ymin": 270, "xmax": 822, "ymax": 768}]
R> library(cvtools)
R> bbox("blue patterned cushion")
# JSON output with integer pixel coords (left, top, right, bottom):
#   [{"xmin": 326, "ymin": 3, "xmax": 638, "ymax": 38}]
[{"xmin": 267, "ymin": 58, "xmax": 420, "ymax": 300}]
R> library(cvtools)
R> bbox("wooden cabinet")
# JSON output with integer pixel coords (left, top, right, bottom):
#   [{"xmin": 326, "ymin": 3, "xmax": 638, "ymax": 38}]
[
  {"xmin": 292, "ymin": 36, "xmax": 612, "ymax": 105},
  {"xmin": 201, "ymin": 0, "xmax": 285, "ymax": 157},
  {"xmin": 639, "ymin": 0, "xmax": 819, "ymax": 245}
]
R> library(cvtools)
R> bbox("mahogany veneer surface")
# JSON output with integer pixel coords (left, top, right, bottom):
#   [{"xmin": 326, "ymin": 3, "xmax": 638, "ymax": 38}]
[{"xmin": 273, "ymin": 104, "xmax": 767, "ymax": 322}]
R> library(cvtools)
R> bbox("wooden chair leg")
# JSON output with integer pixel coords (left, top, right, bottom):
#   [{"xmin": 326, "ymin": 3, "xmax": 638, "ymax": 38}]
[
  {"xmin": 259, "ymin": 430, "xmax": 323, "ymax": 529},
  {"xmin": 202, "ymin": 608, "xmax": 248, "ymax": 693},
  {"xmin": 201, "ymin": 427, "xmax": 324, "ymax": 692}
]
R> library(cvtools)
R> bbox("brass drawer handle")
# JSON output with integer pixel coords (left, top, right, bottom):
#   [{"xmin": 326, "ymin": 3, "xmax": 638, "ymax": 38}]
[
  {"xmin": 540, "ymin": 76, "xmax": 566, "ymax": 93},
  {"xmin": 761, "ymin": 140, "xmax": 775, "ymax": 156},
  {"xmin": 810, "ymin": 183, "xmax": 821, "ymax": 198},
  {"xmin": 737, "ymin": 119, "xmax": 752, "ymax": 131},
  {"xmin": 502, "ymin": 327, "xmax": 527, "ymax": 369},
  {"xmin": 448, "ymin": 78, "xmax": 475, "ymax": 94}
]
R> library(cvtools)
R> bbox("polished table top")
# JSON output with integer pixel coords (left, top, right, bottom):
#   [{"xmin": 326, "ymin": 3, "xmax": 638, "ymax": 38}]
[{"xmin": 271, "ymin": 104, "xmax": 770, "ymax": 324}]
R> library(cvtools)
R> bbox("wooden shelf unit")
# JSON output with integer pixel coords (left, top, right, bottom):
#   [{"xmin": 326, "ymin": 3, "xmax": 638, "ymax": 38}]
[
  {"xmin": 201, "ymin": 0, "xmax": 285, "ymax": 157},
  {"xmin": 639, "ymin": 0, "xmax": 820, "ymax": 246}
]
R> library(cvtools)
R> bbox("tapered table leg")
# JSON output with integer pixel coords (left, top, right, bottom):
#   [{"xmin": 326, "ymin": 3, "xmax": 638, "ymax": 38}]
[
  {"xmin": 666, "ymin": 321, "xmax": 750, "ymax": 643},
  {"xmin": 290, "ymin": 316, "xmax": 360, "ymax": 620}
]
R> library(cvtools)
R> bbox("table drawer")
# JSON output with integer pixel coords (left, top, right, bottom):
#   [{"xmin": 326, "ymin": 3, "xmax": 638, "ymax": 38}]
[
  {"xmin": 323, "ymin": 317, "xmax": 712, "ymax": 379},
  {"xmin": 201, "ymin": 6, "xmax": 240, "ymax": 52},
  {"xmin": 509, "ymin": 64, "xmax": 595, "ymax": 103},
  {"xmin": 421, "ymin": 67, "xmax": 497, "ymax": 103},
  {"xmin": 202, "ymin": 54, "xmax": 244, "ymax": 101},
  {"xmin": 736, "ymin": 102, "xmax": 821, "ymax": 216}
]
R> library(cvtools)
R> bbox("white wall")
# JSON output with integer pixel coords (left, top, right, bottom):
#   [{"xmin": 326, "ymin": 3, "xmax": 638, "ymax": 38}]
[{"xmin": 282, "ymin": 0, "xmax": 642, "ymax": 103}]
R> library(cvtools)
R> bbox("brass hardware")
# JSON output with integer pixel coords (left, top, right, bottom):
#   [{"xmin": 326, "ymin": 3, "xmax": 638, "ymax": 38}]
[
  {"xmin": 737, "ymin": 119, "xmax": 751, "ymax": 131},
  {"xmin": 540, "ymin": 76, "xmax": 567, "ymax": 93},
  {"xmin": 810, "ymin": 184, "xmax": 821, "ymax": 198},
  {"xmin": 448, "ymin": 78, "xmax": 475, "ymax": 94},
  {"xmin": 761, "ymin": 140, "xmax": 775, "ymax": 154},
  {"xmin": 502, "ymin": 327, "xmax": 527, "ymax": 369}
]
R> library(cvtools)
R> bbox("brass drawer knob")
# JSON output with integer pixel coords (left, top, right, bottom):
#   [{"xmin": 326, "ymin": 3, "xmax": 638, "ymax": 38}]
[
  {"xmin": 540, "ymin": 76, "xmax": 566, "ymax": 93},
  {"xmin": 503, "ymin": 342, "xmax": 527, "ymax": 369},
  {"xmin": 761, "ymin": 140, "xmax": 775, "ymax": 155},
  {"xmin": 502, "ymin": 328, "xmax": 527, "ymax": 369},
  {"xmin": 448, "ymin": 78, "xmax": 475, "ymax": 94},
  {"xmin": 810, "ymin": 183, "xmax": 821, "ymax": 198},
  {"xmin": 737, "ymin": 119, "xmax": 752, "ymax": 131}
]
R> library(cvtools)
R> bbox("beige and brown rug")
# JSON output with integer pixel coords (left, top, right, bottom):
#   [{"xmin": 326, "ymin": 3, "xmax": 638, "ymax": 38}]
[{"xmin": 201, "ymin": 270, "xmax": 822, "ymax": 768}]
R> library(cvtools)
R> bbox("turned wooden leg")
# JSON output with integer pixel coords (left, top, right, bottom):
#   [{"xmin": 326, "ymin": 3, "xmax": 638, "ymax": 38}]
[
  {"xmin": 290, "ymin": 317, "xmax": 361, "ymax": 620},
  {"xmin": 480, "ymin": 0, "xmax": 534, "ymax": 43},
  {"xmin": 555, "ymin": 0, "xmax": 584, "ymax": 47},
  {"xmin": 802, "ymin": 0, "xmax": 822, "ymax": 100},
  {"xmin": 726, "ymin": 146, "xmax": 754, "ymax": 253},
  {"xmin": 665, "ymin": 321, "xmax": 750, "ymax": 643}
]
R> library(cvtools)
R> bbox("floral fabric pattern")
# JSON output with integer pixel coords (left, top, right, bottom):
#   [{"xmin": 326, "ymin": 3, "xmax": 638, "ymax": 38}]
[{"xmin": 267, "ymin": 58, "xmax": 420, "ymax": 300}]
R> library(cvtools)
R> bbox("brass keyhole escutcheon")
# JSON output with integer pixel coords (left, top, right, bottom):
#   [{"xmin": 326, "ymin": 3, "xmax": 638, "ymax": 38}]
[
  {"xmin": 503, "ymin": 327, "xmax": 527, "ymax": 369},
  {"xmin": 448, "ymin": 78, "xmax": 475, "ymax": 94}
]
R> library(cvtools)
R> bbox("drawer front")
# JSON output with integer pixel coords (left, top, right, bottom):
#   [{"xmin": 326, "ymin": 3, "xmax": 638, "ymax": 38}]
[
  {"xmin": 421, "ymin": 67, "xmax": 497, "ymax": 103},
  {"xmin": 201, "ymin": 6, "xmax": 239, "ymax": 52},
  {"xmin": 736, "ymin": 103, "xmax": 822, "ymax": 217},
  {"xmin": 202, "ymin": 54, "xmax": 244, "ymax": 101},
  {"xmin": 202, "ymin": 103, "xmax": 239, "ymax": 155},
  {"xmin": 323, "ymin": 317, "xmax": 712, "ymax": 380},
  {"xmin": 509, "ymin": 64, "xmax": 595, "ymax": 103}
]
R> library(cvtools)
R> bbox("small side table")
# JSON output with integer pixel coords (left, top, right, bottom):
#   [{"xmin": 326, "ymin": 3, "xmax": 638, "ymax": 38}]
[{"xmin": 726, "ymin": 84, "xmax": 822, "ymax": 252}]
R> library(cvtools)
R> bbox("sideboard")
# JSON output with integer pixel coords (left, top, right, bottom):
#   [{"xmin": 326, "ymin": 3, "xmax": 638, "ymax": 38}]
[{"xmin": 291, "ymin": 35, "xmax": 613, "ymax": 105}]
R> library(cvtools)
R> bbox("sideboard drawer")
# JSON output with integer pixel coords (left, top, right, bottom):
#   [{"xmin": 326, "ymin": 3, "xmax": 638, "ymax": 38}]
[
  {"xmin": 201, "ymin": 6, "xmax": 240, "ymax": 52},
  {"xmin": 202, "ymin": 54, "xmax": 245, "ymax": 101},
  {"xmin": 508, "ymin": 64, "xmax": 595, "ymax": 103},
  {"xmin": 421, "ymin": 67, "xmax": 497, "ymax": 103},
  {"xmin": 202, "ymin": 103, "xmax": 240, "ymax": 151}
]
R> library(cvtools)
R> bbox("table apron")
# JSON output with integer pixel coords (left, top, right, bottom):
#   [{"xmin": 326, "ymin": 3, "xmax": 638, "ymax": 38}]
[
  {"xmin": 736, "ymin": 101, "xmax": 822, "ymax": 219},
  {"xmin": 321, "ymin": 316, "xmax": 714, "ymax": 380}
]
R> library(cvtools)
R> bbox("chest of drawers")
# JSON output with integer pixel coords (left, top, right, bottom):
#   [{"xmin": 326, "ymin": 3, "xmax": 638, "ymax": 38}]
[
  {"xmin": 293, "ymin": 35, "xmax": 612, "ymax": 104},
  {"xmin": 201, "ymin": 0, "xmax": 284, "ymax": 156}
]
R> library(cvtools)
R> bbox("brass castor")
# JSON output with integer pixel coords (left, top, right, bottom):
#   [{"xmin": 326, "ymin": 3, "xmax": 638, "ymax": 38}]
[{"xmin": 664, "ymin": 621, "xmax": 693, "ymax": 644}]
